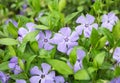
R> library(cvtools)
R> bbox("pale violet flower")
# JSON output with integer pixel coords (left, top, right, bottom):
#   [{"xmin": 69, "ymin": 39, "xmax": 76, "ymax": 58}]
[
  {"xmin": 5, "ymin": 19, "xmax": 18, "ymax": 27},
  {"xmin": 30, "ymin": 63, "xmax": 55, "ymax": 83},
  {"xmin": 38, "ymin": 30, "xmax": 54, "ymax": 50},
  {"xmin": 18, "ymin": 22, "xmax": 37, "ymax": 42},
  {"xmin": 113, "ymin": 47, "xmax": 120, "ymax": 63},
  {"xmin": 0, "ymin": 71, "xmax": 9, "ymax": 83},
  {"xmin": 8, "ymin": 57, "xmax": 22, "ymax": 75},
  {"xmin": 52, "ymin": 27, "xmax": 79, "ymax": 53},
  {"xmin": 67, "ymin": 49, "xmax": 86, "ymax": 72},
  {"xmin": 101, "ymin": 12, "xmax": 118, "ymax": 31},
  {"xmin": 75, "ymin": 14, "xmax": 98, "ymax": 38},
  {"xmin": 110, "ymin": 77, "xmax": 120, "ymax": 83},
  {"xmin": 16, "ymin": 79, "xmax": 26, "ymax": 83}
]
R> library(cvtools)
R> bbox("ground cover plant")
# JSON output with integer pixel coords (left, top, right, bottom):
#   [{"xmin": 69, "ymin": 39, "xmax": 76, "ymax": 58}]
[{"xmin": 1, "ymin": 0, "xmax": 120, "ymax": 83}]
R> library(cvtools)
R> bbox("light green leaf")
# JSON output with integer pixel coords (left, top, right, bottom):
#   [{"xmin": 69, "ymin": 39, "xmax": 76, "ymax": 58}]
[
  {"xmin": 47, "ymin": 59, "xmax": 73, "ymax": 75},
  {"xmin": 0, "ymin": 38, "xmax": 18, "ymax": 45},
  {"xmin": 0, "ymin": 62, "xmax": 9, "ymax": 71},
  {"xmin": 65, "ymin": 12, "xmax": 79, "ymax": 24},
  {"xmin": 74, "ymin": 69, "xmax": 90, "ymax": 80},
  {"xmin": 34, "ymin": 25, "xmax": 49, "ymax": 30},
  {"xmin": 93, "ymin": 52, "xmax": 106, "ymax": 68}
]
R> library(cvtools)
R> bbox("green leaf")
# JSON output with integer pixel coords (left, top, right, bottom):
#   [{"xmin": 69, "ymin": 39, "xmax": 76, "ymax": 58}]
[
  {"xmin": 47, "ymin": 59, "xmax": 73, "ymax": 75},
  {"xmin": 23, "ymin": 30, "xmax": 39, "ymax": 43},
  {"xmin": 65, "ymin": 12, "xmax": 79, "ymax": 24},
  {"xmin": 93, "ymin": 52, "xmax": 106, "ymax": 68},
  {"xmin": 90, "ymin": 28, "xmax": 99, "ymax": 47},
  {"xmin": 114, "ymin": 66, "xmax": 120, "ymax": 77},
  {"xmin": 0, "ymin": 61, "xmax": 9, "ymax": 71},
  {"xmin": 10, "ymin": 73, "xmax": 27, "ymax": 80},
  {"xmin": 59, "ymin": 0, "xmax": 66, "ymax": 12},
  {"xmin": 26, "ymin": 55, "xmax": 36, "ymax": 72},
  {"xmin": 0, "ymin": 38, "xmax": 18, "ymax": 45},
  {"xmin": 100, "ymin": 28, "xmax": 114, "ymax": 46},
  {"xmin": 17, "ymin": 15, "xmax": 30, "ymax": 27},
  {"xmin": 34, "ymin": 25, "xmax": 49, "ymax": 30},
  {"xmin": 95, "ymin": 36, "xmax": 107, "ymax": 49},
  {"xmin": 30, "ymin": 41, "xmax": 39, "ymax": 53},
  {"xmin": 113, "ymin": 21, "xmax": 120, "ymax": 41},
  {"xmin": 7, "ymin": 22, "xmax": 18, "ymax": 38},
  {"xmin": 74, "ymin": 69, "xmax": 90, "ymax": 80},
  {"xmin": 38, "ymin": 16, "xmax": 49, "ymax": 26},
  {"xmin": 69, "ymin": 47, "xmax": 77, "ymax": 65}
]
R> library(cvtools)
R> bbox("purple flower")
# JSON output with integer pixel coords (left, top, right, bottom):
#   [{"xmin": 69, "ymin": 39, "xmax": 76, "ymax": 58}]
[
  {"xmin": 110, "ymin": 77, "xmax": 120, "ymax": 83},
  {"xmin": 16, "ymin": 79, "xmax": 26, "ymax": 83},
  {"xmin": 74, "ymin": 49, "xmax": 86, "ymax": 72},
  {"xmin": 30, "ymin": 63, "xmax": 55, "ymax": 83},
  {"xmin": 67, "ymin": 49, "xmax": 86, "ymax": 72},
  {"xmin": 45, "ymin": 76, "xmax": 65, "ymax": 83},
  {"xmin": 18, "ymin": 22, "xmax": 36, "ymax": 42},
  {"xmin": 101, "ymin": 12, "xmax": 118, "ymax": 31},
  {"xmin": 75, "ymin": 14, "xmax": 98, "ymax": 38},
  {"xmin": 113, "ymin": 47, "xmax": 120, "ymax": 63},
  {"xmin": 0, "ymin": 71, "xmax": 9, "ymax": 83},
  {"xmin": 8, "ymin": 57, "xmax": 22, "ymax": 74},
  {"xmin": 54, "ymin": 76, "xmax": 65, "ymax": 83},
  {"xmin": 52, "ymin": 27, "xmax": 79, "ymax": 53},
  {"xmin": 5, "ymin": 19, "xmax": 18, "ymax": 27},
  {"xmin": 38, "ymin": 30, "xmax": 54, "ymax": 50}
]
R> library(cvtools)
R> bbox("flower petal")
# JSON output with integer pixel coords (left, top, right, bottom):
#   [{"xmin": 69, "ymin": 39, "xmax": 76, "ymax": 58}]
[
  {"xmin": 38, "ymin": 40, "xmax": 44, "ymax": 48},
  {"xmin": 26, "ymin": 22, "xmax": 36, "ymax": 32},
  {"xmin": 86, "ymin": 14, "xmax": 95, "ymax": 24},
  {"xmin": 76, "ymin": 15, "xmax": 86, "ymax": 24},
  {"xmin": 57, "ymin": 42, "xmax": 67, "ymax": 53},
  {"xmin": 51, "ymin": 33, "xmax": 64, "ymax": 44},
  {"xmin": 91, "ymin": 23, "xmax": 98, "ymax": 29},
  {"xmin": 18, "ymin": 28, "xmax": 28, "ymax": 37},
  {"xmin": 14, "ymin": 65, "xmax": 22, "ymax": 74},
  {"xmin": 16, "ymin": 79, "xmax": 26, "ymax": 83},
  {"xmin": 67, "ymin": 42, "xmax": 78, "ymax": 48},
  {"xmin": 39, "ymin": 31, "xmax": 45, "ymax": 39},
  {"xmin": 41, "ymin": 63, "xmax": 51, "ymax": 74},
  {"xmin": 44, "ymin": 43, "xmax": 54, "ymax": 50},
  {"xmin": 70, "ymin": 31, "xmax": 79, "ymax": 41},
  {"xmin": 74, "ymin": 61, "xmax": 82, "ymax": 72},
  {"xmin": 45, "ymin": 30, "xmax": 52, "ymax": 38},
  {"xmin": 30, "ymin": 76, "xmax": 41, "ymax": 83},
  {"xmin": 77, "ymin": 49, "xmax": 86, "ymax": 60},
  {"xmin": 84, "ymin": 28, "xmax": 91, "ymax": 38},
  {"xmin": 30, "ymin": 66, "xmax": 42, "ymax": 75},
  {"xmin": 46, "ymin": 71, "xmax": 55, "ymax": 79},
  {"xmin": 75, "ymin": 25, "xmax": 84, "ymax": 35},
  {"xmin": 59, "ymin": 27, "xmax": 71, "ymax": 36},
  {"xmin": 54, "ymin": 76, "xmax": 65, "ymax": 83}
]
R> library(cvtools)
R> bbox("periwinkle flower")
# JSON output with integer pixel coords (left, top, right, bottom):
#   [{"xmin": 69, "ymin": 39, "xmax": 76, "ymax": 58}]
[
  {"xmin": 8, "ymin": 57, "xmax": 22, "ymax": 74},
  {"xmin": 54, "ymin": 76, "xmax": 65, "ymax": 83},
  {"xmin": 113, "ymin": 47, "xmax": 120, "ymax": 63},
  {"xmin": 18, "ymin": 22, "xmax": 36, "ymax": 42},
  {"xmin": 5, "ymin": 19, "xmax": 18, "ymax": 27},
  {"xmin": 0, "ymin": 71, "xmax": 9, "ymax": 83},
  {"xmin": 38, "ymin": 30, "xmax": 54, "ymax": 50},
  {"xmin": 67, "ymin": 49, "xmax": 86, "ymax": 72},
  {"xmin": 16, "ymin": 79, "xmax": 26, "ymax": 83},
  {"xmin": 30, "ymin": 63, "xmax": 55, "ymax": 83},
  {"xmin": 110, "ymin": 77, "xmax": 120, "ymax": 83},
  {"xmin": 101, "ymin": 12, "xmax": 118, "ymax": 31},
  {"xmin": 52, "ymin": 27, "xmax": 79, "ymax": 53},
  {"xmin": 74, "ymin": 49, "xmax": 86, "ymax": 72},
  {"xmin": 45, "ymin": 76, "xmax": 65, "ymax": 83},
  {"xmin": 75, "ymin": 14, "xmax": 98, "ymax": 38}
]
